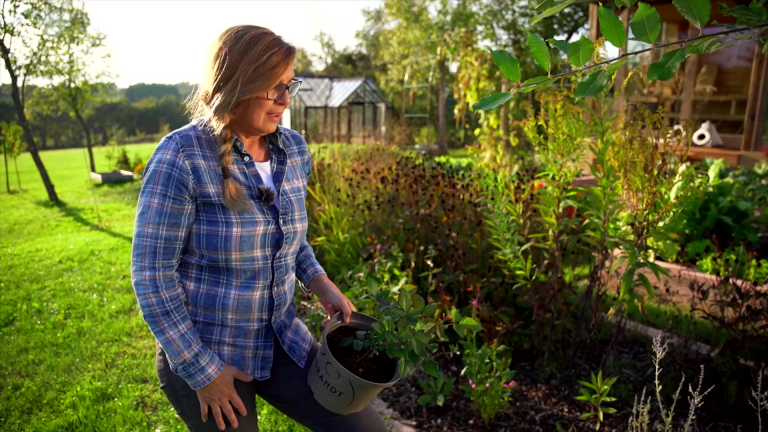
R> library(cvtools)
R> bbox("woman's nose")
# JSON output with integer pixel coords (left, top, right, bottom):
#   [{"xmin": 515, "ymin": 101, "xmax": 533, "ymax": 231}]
[{"xmin": 276, "ymin": 90, "xmax": 290, "ymax": 106}]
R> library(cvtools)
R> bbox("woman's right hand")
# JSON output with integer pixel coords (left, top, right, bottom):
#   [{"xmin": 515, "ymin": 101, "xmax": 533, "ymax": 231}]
[{"xmin": 195, "ymin": 364, "xmax": 254, "ymax": 430}]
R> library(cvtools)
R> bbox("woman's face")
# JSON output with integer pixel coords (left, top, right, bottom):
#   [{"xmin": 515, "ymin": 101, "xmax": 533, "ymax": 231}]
[{"xmin": 234, "ymin": 62, "xmax": 295, "ymax": 137}]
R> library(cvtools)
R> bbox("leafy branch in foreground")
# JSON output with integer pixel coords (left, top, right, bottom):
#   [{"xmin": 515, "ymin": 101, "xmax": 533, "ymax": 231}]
[{"xmin": 474, "ymin": 0, "xmax": 768, "ymax": 109}]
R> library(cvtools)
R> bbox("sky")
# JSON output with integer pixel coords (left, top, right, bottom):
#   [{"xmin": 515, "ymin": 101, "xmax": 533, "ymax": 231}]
[{"xmin": 84, "ymin": 0, "xmax": 382, "ymax": 88}]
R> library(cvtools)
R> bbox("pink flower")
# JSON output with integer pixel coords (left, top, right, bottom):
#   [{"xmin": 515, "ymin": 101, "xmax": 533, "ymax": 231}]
[
  {"xmin": 485, "ymin": 383, "xmax": 490, "ymax": 390},
  {"xmin": 468, "ymin": 379, "xmax": 474, "ymax": 386},
  {"xmin": 376, "ymin": 244, "xmax": 382, "ymax": 250},
  {"xmin": 471, "ymin": 383, "xmax": 477, "ymax": 389},
  {"xmin": 469, "ymin": 419, "xmax": 475, "ymax": 425},
  {"xmin": 503, "ymin": 380, "xmax": 517, "ymax": 389},
  {"xmin": 471, "ymin": 299, "xmax": 478, "ymax": 307},
  {"xmin": 373, "ymin": 258, "xmax": 378, "ymax": 263}
]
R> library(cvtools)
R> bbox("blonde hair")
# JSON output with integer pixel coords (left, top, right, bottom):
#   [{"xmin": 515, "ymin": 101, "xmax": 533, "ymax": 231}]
[{"xmin": 186, "ymin": 25, "xmax": 296, "ymax": 210}]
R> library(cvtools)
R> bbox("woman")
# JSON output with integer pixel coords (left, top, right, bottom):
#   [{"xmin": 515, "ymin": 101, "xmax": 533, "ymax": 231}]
[{"xmin": 131, "ymin": 26, "xmax": 387, "ymax": 432}]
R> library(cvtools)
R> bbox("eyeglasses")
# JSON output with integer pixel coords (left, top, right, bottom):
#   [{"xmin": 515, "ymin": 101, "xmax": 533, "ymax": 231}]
[{"xmin": 267, "ymin": 79, "xmax": 302, "ymax": 101}]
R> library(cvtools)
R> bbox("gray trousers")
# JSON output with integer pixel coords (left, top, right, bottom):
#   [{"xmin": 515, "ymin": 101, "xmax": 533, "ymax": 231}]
[{"xmin": 155, "ymin": 338, "xmax": 388, "ymax": 432}]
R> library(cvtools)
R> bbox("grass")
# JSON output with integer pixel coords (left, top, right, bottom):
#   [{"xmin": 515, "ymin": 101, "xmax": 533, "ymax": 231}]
[{"xmin": 0, "ymin": 143, "xmax": 308, "ymax": 431}]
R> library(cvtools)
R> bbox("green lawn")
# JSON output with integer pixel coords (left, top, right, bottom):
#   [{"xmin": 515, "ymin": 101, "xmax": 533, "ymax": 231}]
[{"xmin": 0, "ymin": 144, "xmax": 308, "ymax": 431}]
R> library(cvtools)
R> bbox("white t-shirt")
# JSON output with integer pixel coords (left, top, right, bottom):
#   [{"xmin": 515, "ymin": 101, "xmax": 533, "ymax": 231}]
[{"xmin": 254, "ymin": 160, "xmax": 279, "ymax": 205}]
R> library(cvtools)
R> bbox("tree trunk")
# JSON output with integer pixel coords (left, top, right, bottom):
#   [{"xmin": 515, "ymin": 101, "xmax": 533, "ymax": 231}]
[
  {"xmin": 74, "ymin": 109, "xmax": 95, "ymax": 172},
  {"xmin": 437, "ymin": 59, "xmax": 447, "ymax": 154},
  {"xmin": 3, "ymin": 146, "xmax": 10, "ymax": 192},
  {"xmin": 500, "ymin": 78, "xmax": 510, "ymax": 153},
  {"xmin": 14, "ymin": 157, "xmax": 21, "ymax": 189},
  {"xmin": 0, "ymin": 40, "xmax": 58, "ymax": 202}
]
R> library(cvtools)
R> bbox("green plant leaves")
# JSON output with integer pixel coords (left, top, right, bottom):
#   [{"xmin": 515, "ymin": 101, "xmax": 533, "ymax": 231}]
[
  {"xmin": 673, "ymin": 0, "xmax": 711, "ymax": 31},
  {"xmin": 424, "ymin": 359, "xmax": 440, "ymax": 378},
  {"xmin": 606, "ymin": 58, "xmax": 630, "ymax": 75},
  {"xmin": 629, "ymin": 3, "xmax": 662, "ymax": 45},
  {"xmin": 615, "ymin": 0, "xmax": 638, "ymax": 8},
  {"xmin": 528, "ymin": 32, "xmax": 551, "ymax": 73},
  {"xmin": 520, "ymin": 76, "xmax": 556, "ymax": 93},
  {"xmin": 568, "ymin": 35, "xmax": 595, "ymax": 67},
  {"xmin": 548, "ymin": 38, "xmax": 570, "ymax": 54},
  {"xmin": 399, "ymin": 291, "xmax": 411, "ymax": 310},
  {"xmin": 411, "ymin": 293, "xmax": 425, "ymax": 312},
  {"xmin": 490, "ymin": 49, "xmax": 521, "ymax": 82},
  {"xmin": 647, "ymin": 48, "xmax": 686, "ymax": 81},
  {"xmin": 599, "ymin": 5, "xmax": 627, "ymax": 49},
  {"xmin": 530, "ymin": 0, "xmax": 576, "ymax": 25},
  {"xmin": 575, "ymin": 69, "xmax": 610, "ymax": 98},
  {"xmin": 684, "ymin": 35, "xmax": 718, "ymax": 56},
  {"xmin": 530, "ymin": 0, "xmax": 555, "ymax": 11},
  {"xmin": 417, "ymin": 394, "xmax": 434, "ymax": 405},
  {"xmin": 423, "ymin": 303, "xmax": 438, "ymax": 318},
  {"xmin": 473, "ymin": 92, "xmax": 512, "ymax": 111},
  {"xmin": 637, "ymin": 273, "xmax": 656, "ymax": 298}
]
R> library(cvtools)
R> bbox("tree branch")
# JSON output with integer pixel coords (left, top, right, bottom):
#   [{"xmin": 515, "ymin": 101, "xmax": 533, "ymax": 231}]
[{"xmin": 517, "ymin": 22, "xmax": 768, "ymax": 90}]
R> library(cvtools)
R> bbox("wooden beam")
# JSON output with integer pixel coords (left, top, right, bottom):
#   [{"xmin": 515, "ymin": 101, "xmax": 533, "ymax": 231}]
[
  {"xmin": 680, "ymin": 25, "xmax": 699, "ymax": 124},
  {"xmin": 742, "ymin": 44, "xmax": 764, "ymax": 152},
  {"xmin": 750, "ymin": 51, "xmax": 768, "ymax": 153},
  {"xmin": 362, "ymin": 104, "xmax": 366, "ymax": 145},
  {"xmin": 588, "ymin": 3, "xmax": 600, "ymax": 41},
  {"xmin": 347, "ymin": 105, "xmax": 352, "ymax": 143},
  {"xmin": 323, "ymin": 107, "xmax": 328, "ymax": 143},
  {"xmin": 304, "ymin": 107, "xmax": 310, "ymax": 143}
]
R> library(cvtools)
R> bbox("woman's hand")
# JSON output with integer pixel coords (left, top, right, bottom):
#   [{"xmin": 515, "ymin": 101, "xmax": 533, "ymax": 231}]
[
  {"xmin": 307, "ymin": 274, "xmax": 356, "ymax": 324},
  {"xmin": 195, "ymin": 364, "xmax": 253, "ymax": 430}
]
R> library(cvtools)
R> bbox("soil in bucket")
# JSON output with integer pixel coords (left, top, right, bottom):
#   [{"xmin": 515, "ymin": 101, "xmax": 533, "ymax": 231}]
[{"xmin": 327, "ymin": 326, "xmax": 397, "ymax": 383}]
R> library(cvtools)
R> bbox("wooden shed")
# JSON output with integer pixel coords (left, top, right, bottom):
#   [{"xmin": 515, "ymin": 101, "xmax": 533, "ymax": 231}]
[
  {"xmin": 589, "ymin": 0, "xmax": 768, "ymax": 167},
  {"xmin": 285, "ymin": 76, "xmax": 392, "ymax": 144}
]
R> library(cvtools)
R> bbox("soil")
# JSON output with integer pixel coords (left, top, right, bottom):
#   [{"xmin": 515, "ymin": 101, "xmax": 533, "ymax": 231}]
[
  {"xmin": 378, "ymin": 334, "xmax": 760, "ymax": 432},
  {"xmin": 327, "ymin": 325, "xmax": 397, "ymax": 384}
]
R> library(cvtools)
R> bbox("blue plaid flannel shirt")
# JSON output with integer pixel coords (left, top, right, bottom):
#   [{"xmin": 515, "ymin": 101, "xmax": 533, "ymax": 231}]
[{"xmin": 131, "ymin": 119, "xmax": 325, "ymax": 390}]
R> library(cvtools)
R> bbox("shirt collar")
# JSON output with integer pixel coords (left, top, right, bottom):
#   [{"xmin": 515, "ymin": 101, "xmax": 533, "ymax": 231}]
[{"xmin": 231, "ymin": 127, "xmax": 285, "ymax": 155}]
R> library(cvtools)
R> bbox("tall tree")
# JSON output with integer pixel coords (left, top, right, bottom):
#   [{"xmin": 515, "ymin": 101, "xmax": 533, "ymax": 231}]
[
  {"xmin": 46, "ymin": 2, "xmax": 108, "ymax": 173},
  {"xmin": 0, "ymin": 0, "xmax": 74, "ymax": 202},
  {"xmin": 294, "ymin": 47, "xmax": 314, "ymax": 75}
]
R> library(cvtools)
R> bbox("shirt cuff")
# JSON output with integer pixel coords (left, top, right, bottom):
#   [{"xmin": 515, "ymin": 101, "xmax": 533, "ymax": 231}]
[{"xmin": 170, "ymin": 345, "xmax": 226, "ymax": 390}]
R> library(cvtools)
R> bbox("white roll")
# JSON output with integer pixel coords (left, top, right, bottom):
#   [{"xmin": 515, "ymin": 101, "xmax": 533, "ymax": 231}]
[{"xmin": 692, "ymin": 129, "xmax": 711, "ymax": 146}]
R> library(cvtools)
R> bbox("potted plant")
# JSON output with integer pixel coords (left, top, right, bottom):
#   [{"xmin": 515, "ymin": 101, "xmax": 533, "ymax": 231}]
[{"xmin": 308, "ymin": 284, "xmax": 477, "ymax": 415}]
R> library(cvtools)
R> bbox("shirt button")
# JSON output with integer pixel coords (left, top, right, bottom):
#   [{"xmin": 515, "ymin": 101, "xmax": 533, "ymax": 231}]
[{"xmin": 244, "ymin": 156, "xmax": 250, "ymax": 161}]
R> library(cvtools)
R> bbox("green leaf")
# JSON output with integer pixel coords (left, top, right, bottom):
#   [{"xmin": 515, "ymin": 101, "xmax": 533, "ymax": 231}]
[
  {"xmin": 411, "ymin": 294, "xmax": 425, "ymax": 312},
  {"xmin": 356, "ymin": 330, "xmax": 368, "ymax": 340},
  {"xmin": 531, "ymin": 0, "xmax": 555, "ymax": 11},
  {"xmin": 648, "ymin": 48, "xmax": 686, "ymax": 81},
  {"xmin": 520, "ymin": 77, "xmax": 556, "ymax": 93},
  {"xmin": 575, "ymin": 69, "xmax": 610, "ymax": 98},
  {"xmin": 454, "ymin": 323, "xmax": 466, "ymax": 338},
  {"xmin": 673, "ymin": 0, "xmax": 711, "ymax": 31},
  {"xmin": 528, "ymin": 32, "xmax": 551, "ymax": 73},
  {"xmin": 424, "ymin": 359, "xmax": 440, "ymax": 378},
  {"xmin": 629, "ymin": 3, "xmax": 662, "ymax": 44},
  {"xmin": 490, "ymin": 49, "xmax": 521, "ymax": 82},
  {"xmin": 637, "ymin": 273, "xmax": 656, "ymax": 298},
  {"xmin": 415, "ymin": 331, "xmax": 431, "ymax": 344},
  {"xmin": 568, "ymin": 35, "xmax": 595, "ymax": 67},
  {"xmin": 685, "ymin": 36, "xmax": 717, "ymax": 56},
  {"xmin": 580, "ymin": 412, "xmax": 596, "ymax": 419},
  {"xmin": 530, "ymin": 0, "xmax": 576, "ymax": 25},
  {"xmin": 399, "ymin": 292, "xmax": 411, "ymax": 310},
  {"xmin": 615, "ymin": 0, "xmax": 638, "ymax": 8},
  {"xmin": 599, "ymin": 5, "xmax": 627, "ymax": 49},
  {"xmin": 371, "ymin": 322, "xmax": 384, "ymax": 333},
  {"xmin": 603, "ymin": 407, "xmax": 617, "ymax": 413},
  {"xmin": 606, "ymin": 58, "xmax": 630, "ymax": 75},
  {"xmin": 620, "ymin": 267, "xmax": 635, "ymax": 300},
  {"xmin": 417, "ymin": 394, "xmax": 433, "ymax": 406},
  {"xmin": 436, "ymin": 393, "xmax": 445, "ymax": 406},
  {"xmin": 473, "ymin": 92, "xmax": 512, "ymax": 111},
  {"xmin": 423, "ymin": 303, "xmax": 438, "ymax": 318},
  {"xmin": 459, "ymin": 317, "xmax": 483, "ymax": 332},
  {"xmin": 353, "ymin": 339, "xmax": 364, "ymax": 350},
  {"xmin": 450, "ymin": 308, "xmax": 461, "ymax": 323},
  {"xmin": 548, "ymin": 38, "xmax": 570, "ymax": 54}
]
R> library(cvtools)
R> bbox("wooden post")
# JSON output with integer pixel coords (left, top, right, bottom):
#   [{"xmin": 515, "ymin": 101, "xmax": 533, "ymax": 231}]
[
  {"xmin": 337, "ymin": 107, "xmax": 342, "ymax": 143},
  {"xmin": 662, "ymin": 22, "xmax": 680, "ymax": 122},
  {"xmin": 347, "ymin": 105, "xmax": 352, "ymax": 143},
  {"xmin": 323, "ymin": 107, "xmax": 328, "ymax": 143},
  {"xmin": 586, "ymin": 2, "xmax": 601, "ymax": 122},
  {"xmin": 750, "ymin": 52, "xmax": 768, "ymax": 152},
  {"xmin": 373, "ymin": 103, "xmax": 379, "ymax": 143},
  {"xmin": 612, "ymin": 7, "xmax": 631, "ymax": 117},
  {"xmin": 680, "ymin": 25, "xmax": 699, "ymax": 124},
  {"xmin": 304, "ymin": 107, "xmax": 310, "ymax": 143},
  {"xmin": 500, "ymin": 78, "xmax": 509, "ymax": 152},
  {"xmin": 362, "ymin": 103, "xmax": 367, "ymax": 145},
  {"xmin": 743, "ymin": 45, "xmax": 766, "ymax": 151}
]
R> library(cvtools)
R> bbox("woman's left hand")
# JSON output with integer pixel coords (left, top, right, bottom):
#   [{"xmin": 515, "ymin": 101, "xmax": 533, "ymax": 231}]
[{"xmin": 307, "ymin": 274, "xmax": 356, "ymax": 324}]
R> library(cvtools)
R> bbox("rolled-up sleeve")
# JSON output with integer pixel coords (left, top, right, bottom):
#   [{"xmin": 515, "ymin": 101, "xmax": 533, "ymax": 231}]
[
  {"xmin": 131, "ymin": 136, "xmax": 224, "ymax": 390},
  {"xmin": 295, "ymin": 147, "xmax": 326, "ymax": 293}
]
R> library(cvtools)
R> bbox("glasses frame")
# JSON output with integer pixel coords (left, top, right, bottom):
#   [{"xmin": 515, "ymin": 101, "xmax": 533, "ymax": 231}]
[{"xmin": 267, "ymin": 79, "xmax": 302, "ymax": 101}]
